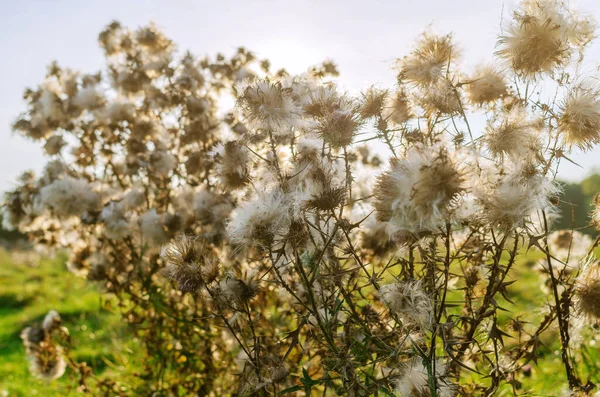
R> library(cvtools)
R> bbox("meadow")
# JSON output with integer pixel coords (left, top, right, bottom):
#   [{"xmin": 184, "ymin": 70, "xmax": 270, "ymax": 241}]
[
  {"xmin": 0, "ymin": 247, "xmax": 143, "ymax": 396},
  {"xmin": 1, "ymin": 243, "xmax": 596, "ymax": 396}
]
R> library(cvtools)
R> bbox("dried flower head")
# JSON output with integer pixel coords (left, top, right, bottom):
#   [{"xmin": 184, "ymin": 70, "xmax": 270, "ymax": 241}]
[
  {"xmin": 395, "ymin": 357, "xmax": 457, "ymax": 397},
  {"xmin": 101, "ymin": 202, "xmax": 131, "ymax": 240},
  {"xmin": 420, "ymin": 78, "xmax": 462, "ymax": 116},
  {"xmin": 547, "ymin": 230, "xmax": 592, "ymax": 263},
  {"xmin": 475, "ymin": 162, "xmax": 558, "ymax": 230},
  {"xmin": 380, "ymin": 280, "xmax": 434, "ymax": 329},
  {"xmin": 149, "ymin": 150, "xmax": 177, "ymax": 177},
  {"xmin": 139, "ymin": 208, "xmax": 168, "ymax": 245},
  {"xmin": 374, "ymin": 142, "xmax": 466, "ymax": 233},
  {"xmin": 213, "ymin": 141, "xmax": 251, "ymax": 189},
  {"xmin": 236, "ymin": 78, "xmax": 300, "ymax": 134},
  {"xmin": 382, "ymin": 89, "xmax": 412, "ymax": 125},
  {"xmin": 484, "ymin": 106, "xmax": 541, "ymax": 160},
  {"xmin": 498, "ymin": 0, "xmax": 596, "ymax": 77},
  {"xmin": 359, "ymin": 87, "xmax": 387, "ymax": 118},
  {"xmin": 161, "ymin": 235, "xmax": 219, "ymax": 293},
  {"xmin": 399, "ymin": 33, "xmax": 457, "ymax": 87},
  {"xmin": 467, "ymin": 65, "xmax": 508, "ymax": 105},
  {"xmin": 218, "ymin": 272, "xmax": 259, "ymax": 306},
  {"xmin": 575, "ymin": 262, "xmax": 600, "ymax": 320},
  {"xmin": 591, "ymin": 193, "xmax": 600, "ymax": 230},
  {"xmin": 227, "ymin": 189, "xmax": 291, "ymax": 249},
  {"xmin": 315, "ymin": 96, "xmax": 361, "ymax": 148},
  {"xmin": 44, "ymin": 135, "xmax": 66, "ymax": 155},
  {"xmin": 40, "ymin": 176, "xmax": 101, "ymax": 217},
  {"xmin": 558, "ymin": 86, "xmax": 600, "ymax": 150},
  {"xmin": 20, "ymin": 310, "xmax": 67, "ymax": 381}
]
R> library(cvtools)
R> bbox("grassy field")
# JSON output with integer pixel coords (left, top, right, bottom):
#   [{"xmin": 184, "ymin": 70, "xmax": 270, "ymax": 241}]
[
  {"xmin": 0, "ymin": 245, "xmax": 597, "ymax": 396},
  {"xmin": 0, "ymin": 247, "xmax": 140, "ymax": 396}
]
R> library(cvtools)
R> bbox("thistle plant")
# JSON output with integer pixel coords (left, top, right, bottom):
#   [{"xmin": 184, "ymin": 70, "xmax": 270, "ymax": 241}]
[{"xmin": 5, "ymin": 1, "xmax": 600, "ymax": 395}]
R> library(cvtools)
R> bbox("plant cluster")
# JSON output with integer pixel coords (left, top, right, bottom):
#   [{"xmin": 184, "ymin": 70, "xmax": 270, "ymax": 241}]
[{"xmin": 4, "ymin": 1, "xmax": 600, "ymax": 395}]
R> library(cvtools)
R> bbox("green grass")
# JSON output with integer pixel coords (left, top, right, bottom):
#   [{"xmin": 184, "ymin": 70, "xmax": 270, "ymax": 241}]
[
  {"xmin": 0, "ymin": 247, "xmax": 138, "ymax": 396},
  {"xmin": 0, "ymin": 246, "xmax": 597, "ymax": 396},
  {"xmin": 449, "ymin": 249, "xmax": 600, "ymax": 396}
]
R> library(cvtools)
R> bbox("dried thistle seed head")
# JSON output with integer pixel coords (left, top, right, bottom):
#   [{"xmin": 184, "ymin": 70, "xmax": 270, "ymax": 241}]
[
  {"xmin": 374, "ymin": 142, "xmax": 466, "ymax": 233},
  {"xmin": 161, "ymin": 235, "xmax": 219, "ymax": 293},
  {"xmin": 592, "ymin": 194, "xmax": 600, "ymax": 230},
  {"xmin": 130, "ymin": 116, "xmax": 157, "ymax": 140},
  {"xmin": 71, "ymin": 85, "xmax": 104, "ymax": 110},
  {"xmin": 420, "ymin": 78, "xmax": 462, "ymax": 116},
  {"xmin": 380, "ymin": 280, "xmax": 434, "ymax": 330},
  {"xmin": 39, "ymin": 176, "xmax": 102, "ymax": 218},
  {"xmin": 309, "ymin": 60, "xmax": 339, "ymax": 78},
  {"xmin": 382, "ymin": 90, "xmax": 412, "ymax": 125},
  {"xmin": 219, "ymin": 273, "xmax": 259, "ymax": 306},
  {"xmin": 42, "ymin": 310, "xmax": 61, "ymax": 333},
  {"xmin": 484, "ymin": 106, "xmax": 541, "ymax": 160},
  {"xmin": 268, "ymin": 363, "xmax": 290, "ymax": 383},
  {"xmin": 66, "ymin": 246, "xmax": 92, "ymax": 277},
  {"xmin": 316, "ymin": 102, "xmax": 362, "ymax": 148},
  {"xmin": 303, "ymin": 84, "xmax": 340, "ymax": 118},
  {"xmin": 184, "ymin": 151, "xmax": 206, "ymax": 176},
  {"xmin": 464, "ymin": 266, "xmax": 481, "ymax": 288},
  {"xmin": 467, "ymin": 65, "xmax": 508, "ymax": 105},
  {"xmin": 163, "ymin": 213, "xmax": 188, "ymax": 238},
  {"xmin": 361, "ymin": 304, "xmax": 383, "ymax": 326},
  {"xmin": 126, "ymin": 137, "xmax": 147, "ymax": 155},
  {"xmin": 20, "ymin": 310, "xmax": 67, "ymax": 381},
  {"xmin": 236, "ymin": 78, "xmax": 300, "ymax": 133},
  {"xmin": 139, "ymin": 208, "xmax": 168, "ymax": 245},
  {"xmin": 135, "ymin": 24, "xmax": 172, "ymax": 54},
  {"xmin": 508, "ymin": 316, "xmax": 527, "ymax": 334},
  {"xmin": 474, "ymin": 163, "xmax": 558, "ymax": 230},
  {"xmin": 497, "ymin": 0, "xmax": 596, "ymax": 77},
  {"xmin": 21, "ymin": 326, "xmax": 46, "ymax": 347},
  {"xmin": 103, "ymin": 100, "xmax": 136, "ymax": 124},
  {"xmin": 558, "ymin": 86, "xmax": 600, "ymax": 150},
  {"xmin": 399, "ymin": 32, "xmax": 457, "ymax": 87},
  {"xmin": 215, "ymin": 141, "xmax": 251, "ymax": 189},
  {"xmin": 360, "ymin": 219, "xmax": 396, "ymax": 257},
  {"xmin": 359, "ymin": 87, "xmax": 387, "ymax": 118},
  {"xmin": 285, "ymin": 219, "xmax": 309, "ymax": 248},
  {"xmin": 226, "ymin": 189, "xmax": 291, "ymax": 249},
  {"xmin": 547, "ymin": 230, "xmax": 592, "ymax": 265},
  {"xmin": 395, "ymin": 357, "xmax": 457, "ymax": 397},
  {"xmin": 305, "ymin": 186, "xmax": 346, "ymax": 212},
  {"xmin": 27, "ymin": 344, "xmax": 67, "ymax": 381},
  {"xmin": 149, "ymin": 150, "xmax": 177, "ymax": 177},
  {"xmin": 101, "ymin": 201, "xmax": 131, "ymax": 240},
  {"xmin": 575, "ymin": 264, "xmax": 600, "ymax": 319}
]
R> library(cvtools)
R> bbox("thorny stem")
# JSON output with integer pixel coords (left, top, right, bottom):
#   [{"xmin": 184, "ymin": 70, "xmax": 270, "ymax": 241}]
[
  {"xmin": 453, "ymin": 233, "xmax": 517, "ymax": 366},
  {"xmin": 542, "ymin": 210, "xmax": 581, "ymax": 390}
]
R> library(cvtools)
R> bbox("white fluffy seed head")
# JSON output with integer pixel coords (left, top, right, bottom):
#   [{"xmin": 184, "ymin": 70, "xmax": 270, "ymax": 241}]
[
  {"xmin": 373, "ymin": 142, "xmax": 466, "ymax": 234},
  {"xmin": 380, "ymin": 280, "xmax": 434, "ymax": 330},
  {"xmin": 395, "ymin": 357, "xmax": 456, "ymax": 397},
  {"xmin": 559, "ymin": 86, "xmax": 600, "ymax": 150},
  {"xmin": 227, "ymin": 189, "xmax": 291, "ymax": 249},
  {"xmin": 40, "ymin": 176, "xmax": 101, "ymax": 217}
]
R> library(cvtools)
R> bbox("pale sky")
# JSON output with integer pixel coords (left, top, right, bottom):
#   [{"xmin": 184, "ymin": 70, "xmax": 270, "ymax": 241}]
[{"xmin": 2, "ymin": 0, "xmax": 600, "ymax": 193}]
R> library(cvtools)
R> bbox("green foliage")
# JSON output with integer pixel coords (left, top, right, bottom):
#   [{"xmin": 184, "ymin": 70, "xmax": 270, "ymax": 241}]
[
  {"xmin": 2, "ymin": 247, "xmax": 599, "ymax": 396},
  {"xmin": 0, "ymin": 248, "xmax": 140, "ymax": 396},
  {"xmin": 0, "ymin": 215, "xmax": 24, "ymax": 243},
  {"xmin": 555, "ymin": 174, "xmax": 600, "ymax": 233}
]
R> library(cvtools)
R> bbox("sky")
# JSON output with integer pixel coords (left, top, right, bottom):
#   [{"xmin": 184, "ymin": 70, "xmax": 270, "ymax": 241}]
[{"xmin": 1, "ymin": 0, "xmax": 600, "ymax": 193}]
